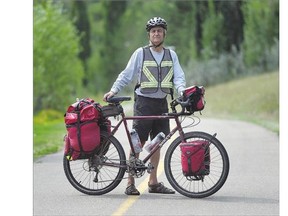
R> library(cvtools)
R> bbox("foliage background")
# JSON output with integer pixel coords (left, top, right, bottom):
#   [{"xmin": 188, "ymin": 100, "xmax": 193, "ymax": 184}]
[{"xmin": 33, "ymin": 0, "xmax": 279, "ymax": 113}]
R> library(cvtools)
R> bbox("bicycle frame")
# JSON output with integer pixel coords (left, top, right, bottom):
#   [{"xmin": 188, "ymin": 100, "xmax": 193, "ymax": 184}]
[{"xmin": 110, "ymin": 111, "xmax": 186, "ymax": 164}]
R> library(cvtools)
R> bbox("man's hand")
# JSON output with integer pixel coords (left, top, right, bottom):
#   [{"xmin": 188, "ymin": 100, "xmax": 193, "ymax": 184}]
[{"xmin": 103, "ymin": 91, "xmax": 115, "ymax": 102}]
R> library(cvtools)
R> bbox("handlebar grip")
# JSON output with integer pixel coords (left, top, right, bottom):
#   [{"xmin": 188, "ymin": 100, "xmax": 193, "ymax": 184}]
[
  {"xmin": 175, "ymin": 98, "xmax": 190, "ymax": 107},
  {"xmin": 106, "ymin": 96, "xmax": 131, "ymax": 104},
  {"xmin": 170, "ymin": 97, "xmax": 190, "ymax": 115}
]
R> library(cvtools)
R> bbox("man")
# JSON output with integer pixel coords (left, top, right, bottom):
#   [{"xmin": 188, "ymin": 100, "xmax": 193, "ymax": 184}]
[{"xmin": 103, "ymin": 17, "xmax": 186, "ymax": 195}]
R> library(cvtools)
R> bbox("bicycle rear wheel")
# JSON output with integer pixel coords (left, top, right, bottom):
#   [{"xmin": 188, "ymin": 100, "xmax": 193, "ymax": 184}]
[
  {"xmin": 164, "ymin": 131, "xmax": 229, "ymax": 198},
  {"xmin": 63, "ymin": 131, "xmax": 126, "ymax": 195}
]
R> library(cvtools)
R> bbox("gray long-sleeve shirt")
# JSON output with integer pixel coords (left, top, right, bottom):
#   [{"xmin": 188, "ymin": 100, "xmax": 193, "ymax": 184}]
[{"xmin": 110, "ymin": 47, "xmax": 186, "ymax": 98}]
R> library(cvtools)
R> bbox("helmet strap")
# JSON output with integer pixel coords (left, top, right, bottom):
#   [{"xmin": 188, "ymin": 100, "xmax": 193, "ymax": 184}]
[{"xmin": 148, "ymin": 41, "xmax": 164, "ymax": 49}]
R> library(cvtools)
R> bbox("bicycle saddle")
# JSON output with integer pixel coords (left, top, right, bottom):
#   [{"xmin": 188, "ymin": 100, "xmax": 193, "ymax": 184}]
[{"xmin": 106, "ymin": 96, "xmax": 131, "ymax": 104}]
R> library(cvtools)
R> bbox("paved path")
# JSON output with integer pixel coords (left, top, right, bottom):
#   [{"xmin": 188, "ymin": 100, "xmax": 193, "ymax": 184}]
[{"xmin": 34, "ymin": 118, "xmax": 279, "ymax": 215}]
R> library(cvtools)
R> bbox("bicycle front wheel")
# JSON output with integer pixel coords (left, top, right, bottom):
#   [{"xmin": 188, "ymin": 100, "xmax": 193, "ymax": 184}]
[
  {"xmin": 63, "ymin": 131, "xmax": 127, "ymax": 195},
  {"xmin": 164, "ymin": 131, "xmax": 229, "ymax": 198}
]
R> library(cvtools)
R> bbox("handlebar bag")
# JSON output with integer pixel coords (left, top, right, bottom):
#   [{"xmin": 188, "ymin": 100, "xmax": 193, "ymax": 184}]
[
  {"xmin": 64, "ymin": 98, "xmax": 101, "ymax": 160},
  {"xmin": 180, "ymin": 140, "xmax": 210, "ymax": 176},
  {"xmin": 182, "ymin": 86, "xmax": 205, "ymax": 113}
]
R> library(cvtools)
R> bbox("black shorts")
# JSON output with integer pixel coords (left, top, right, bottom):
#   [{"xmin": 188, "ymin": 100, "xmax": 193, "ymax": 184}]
[{"xmin": 132, "ymin": 95, "xmax": 170, "ymax": 142}]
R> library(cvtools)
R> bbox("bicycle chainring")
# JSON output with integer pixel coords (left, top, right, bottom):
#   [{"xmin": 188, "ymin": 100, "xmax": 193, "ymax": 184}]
[{"xmin": 127, "ymin": 157, "xmax": 146, "ymax": 178}]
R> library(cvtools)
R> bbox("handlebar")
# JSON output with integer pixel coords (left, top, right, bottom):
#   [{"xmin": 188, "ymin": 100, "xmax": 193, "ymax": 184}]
[
  {"xmin": 170, "ymin": 97, "xmax": 192, "ymax": 116},
  {"xmin": 105, "ymin": 96, "xmax": 192, "ymax": 116}
]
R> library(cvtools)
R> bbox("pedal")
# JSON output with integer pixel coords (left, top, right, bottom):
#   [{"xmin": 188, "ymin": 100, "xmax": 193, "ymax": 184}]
[{"xmin": 147, "ymin": 163, "xmax": 154, "ymax": 174}]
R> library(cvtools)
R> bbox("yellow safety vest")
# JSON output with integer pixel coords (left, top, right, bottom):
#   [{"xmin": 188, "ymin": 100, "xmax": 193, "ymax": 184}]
[{"xmin": 140, "ymin": 47, "xmax": 173, "ymax": 94}]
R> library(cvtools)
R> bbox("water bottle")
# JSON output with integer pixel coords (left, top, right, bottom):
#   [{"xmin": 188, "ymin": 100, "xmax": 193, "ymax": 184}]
[
  {"xmin": 145, "ymin": 132, "xmax": 165, "ymax": 153},
  {"xmin": 130, "ymin": 129, "xmax": 142, "ymax": 153}
]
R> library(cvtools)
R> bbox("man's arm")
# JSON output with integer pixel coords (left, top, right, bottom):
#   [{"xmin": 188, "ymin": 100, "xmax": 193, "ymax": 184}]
[{"xmin": 171, "ymin": 50, "xmax": 186, "ymax": 95}]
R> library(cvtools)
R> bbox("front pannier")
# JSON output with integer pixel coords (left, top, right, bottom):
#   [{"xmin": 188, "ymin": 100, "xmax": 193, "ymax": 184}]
[{"xmin": 180, "ymin": 140, "xmax": 210, "ymax": 177}]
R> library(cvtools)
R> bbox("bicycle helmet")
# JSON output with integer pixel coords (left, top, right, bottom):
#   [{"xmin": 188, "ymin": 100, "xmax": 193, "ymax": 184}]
[{"xmin": 146, "ymin": 17, "xmax": 167, "ymax": 32}]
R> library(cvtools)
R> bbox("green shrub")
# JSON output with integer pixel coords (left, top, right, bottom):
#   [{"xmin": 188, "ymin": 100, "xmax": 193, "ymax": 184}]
[
  {"xmin": 33, "ymin": 1, "xmax": 84, "ymax": 112},
  {"xmin": 34, "ymin": 109, "xmax": 63, "ymax": 124}
]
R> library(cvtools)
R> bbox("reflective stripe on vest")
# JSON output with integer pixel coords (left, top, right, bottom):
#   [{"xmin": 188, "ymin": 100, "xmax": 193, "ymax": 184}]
[{"xmin": 140, "ymin": 47, "xmax": 173, "ymax": 94}]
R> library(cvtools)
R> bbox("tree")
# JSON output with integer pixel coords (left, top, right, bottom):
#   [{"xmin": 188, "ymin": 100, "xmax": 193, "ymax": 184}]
[
  {"xmin": 215, "ymin": 0, "xmax": 244, "ymax": 52},
  {"xmin": 201, "ymin": 0, "xmax": 225, "ymax": 59},
  {"xmin": 243, "ymin": 0, "xmax": 279, "ymax": 70},
  {"xmin": 193, "ymin": 1, "xmax": 209, "ymax": 58},
  {"xmin": 33, "ymin": 1, "xmax": 84, "ymax": 112},
  {"xmin": 71, "ymin": 0, "xmax": 91, "ymax": 86},
  {"xmin": 102, "ymin": 1, "xmax": 128, "ymax": 84},
  {"xmin": 170, "ymin": 1, "xmax": 196, "ymax": 64}
]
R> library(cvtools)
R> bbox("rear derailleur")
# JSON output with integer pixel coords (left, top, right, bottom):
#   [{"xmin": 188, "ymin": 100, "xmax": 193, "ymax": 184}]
[{"xmin": 87, "ymin": 155, "xmax": 107, "ymax": 183}]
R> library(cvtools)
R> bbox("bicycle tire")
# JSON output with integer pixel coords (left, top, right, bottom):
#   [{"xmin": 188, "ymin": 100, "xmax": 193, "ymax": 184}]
[
  {"xmin": 63, "ymin": 131, "xmax": 127, "ymax": 195},
  {"xmin": 164, "ymin": 131, "xmax": 229, "ymax": 198}
]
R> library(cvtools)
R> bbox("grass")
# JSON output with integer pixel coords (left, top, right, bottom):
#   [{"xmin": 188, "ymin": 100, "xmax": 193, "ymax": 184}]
[
  {"xmin": 202, "ymin": 71, "xmax": 279, "ymax": 133},
  {"xmin": 33, "ymin": 71, "xmax": 279, "ymax": 159},
  {"xmin": 33, "ymin": 110, "xmax": 66, "ymax": 159},
  {"xmin": 33, "ymin": 121, "xmax": 65, "ymax": 159}
]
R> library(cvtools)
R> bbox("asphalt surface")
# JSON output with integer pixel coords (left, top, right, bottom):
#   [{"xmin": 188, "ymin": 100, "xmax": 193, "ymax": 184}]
[{"xmin": 34, "ymin": 118, "xmax": 279, "ymax": 216}]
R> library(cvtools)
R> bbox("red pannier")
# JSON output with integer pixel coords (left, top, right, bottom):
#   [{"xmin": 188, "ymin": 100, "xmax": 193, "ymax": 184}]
[
  {"xmin": 64, "ymin": 98, "xmax": 101, "ymax": 160},
  {"xmin": 180, "ymin": 140, "xmax": 210, "ymax": 176},
  {"xmin": 182, "ymin": 86, "xmax": 205, "ymax": 113}
]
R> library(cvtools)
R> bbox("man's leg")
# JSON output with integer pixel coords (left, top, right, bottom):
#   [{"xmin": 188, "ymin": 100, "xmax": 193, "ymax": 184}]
[
  {"xmin": 125, "ymin": 142, "xmax": 144, "ymax": 195},
  {"xmin": 148, "ymin": 148, "xmax": 160, "ymax": 185},
  {"xmin": 127, "ymin": 150, "xmax": 140, "ymax": 186}
]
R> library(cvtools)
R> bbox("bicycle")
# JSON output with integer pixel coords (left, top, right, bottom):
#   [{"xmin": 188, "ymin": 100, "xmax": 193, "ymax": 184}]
[{"xmin": 63, "ymin": 96, "xmax": 230, "ymax": 198}]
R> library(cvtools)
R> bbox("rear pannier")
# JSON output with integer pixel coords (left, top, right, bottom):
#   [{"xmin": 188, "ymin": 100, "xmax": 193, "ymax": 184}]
[{"xmin": 64, "ymin": 98, "xmax": 101, "ymax": 160}]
